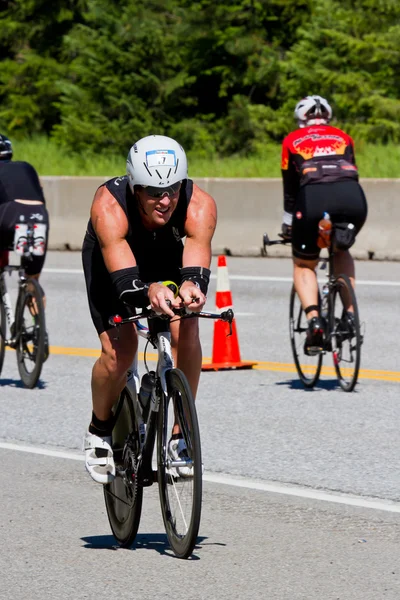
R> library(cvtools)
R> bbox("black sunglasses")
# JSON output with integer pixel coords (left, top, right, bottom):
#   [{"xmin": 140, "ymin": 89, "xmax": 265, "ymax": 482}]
[{"xmin": 141, "ymin": 181, "xmax": 182, "ymax": 199}]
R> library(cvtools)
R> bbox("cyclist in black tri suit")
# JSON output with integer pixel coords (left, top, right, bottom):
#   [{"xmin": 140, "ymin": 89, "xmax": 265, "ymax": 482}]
[
  {"xmin": 0, "ymin": 134, "xmax": 49, "ymax": 277},
  {"xmin": 82, "ymin": 135, "xmax": 217, "ymax": 484},
  {"xmin": 0, "ymin": 133, "xmax": 50, "ymax": 359},
  {"xmin": 280, "ymin": 96, "xmax": 368, "ymax": 354}
]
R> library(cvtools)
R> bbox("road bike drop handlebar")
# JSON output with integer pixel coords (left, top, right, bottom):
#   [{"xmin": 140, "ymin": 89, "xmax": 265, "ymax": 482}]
[{"xmin": 108, "ymin": 305, "xmax": 235, "ymax": 335}]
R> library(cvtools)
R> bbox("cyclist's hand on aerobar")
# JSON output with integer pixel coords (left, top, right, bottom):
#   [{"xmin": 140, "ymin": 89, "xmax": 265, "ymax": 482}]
[
  {"xmin": 179, "ymin": 281, "xmax": 205, "ymax": 312},
  {"xmin": 281, "ymin": 222, "xmax": 292, "ymax": 241},
  {"xmin": 148, "ymin": 282, "xmax": 180, "ymax": 318}
]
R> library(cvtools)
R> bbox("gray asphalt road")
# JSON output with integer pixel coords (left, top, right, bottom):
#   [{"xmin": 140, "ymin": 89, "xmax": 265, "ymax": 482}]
[
  {"xmin": 1, "ymin": 252, "xmax": 399, "ymax": 598},
  {"xmin": 1, "ymin": 449, "xmax": 400, "ymax": 600}
]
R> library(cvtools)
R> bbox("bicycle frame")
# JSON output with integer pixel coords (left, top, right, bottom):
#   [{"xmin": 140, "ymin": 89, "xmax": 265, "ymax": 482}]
[
  {"xmin": 0, "ymin": 266, "xmax": 29, "ymax": 342},
  {"xmin": 1, "ymin": 225, "xmax": 38, "ymax": 341},
  {"xmin": 123, "ymin": 319, "xmax": 174, "ymax": 487},
  {"xmin": 111, "ymin": 307, "xmax": 234, "ymax": 487}
]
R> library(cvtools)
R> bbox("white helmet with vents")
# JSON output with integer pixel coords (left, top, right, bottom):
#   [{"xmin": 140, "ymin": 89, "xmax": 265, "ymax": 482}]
[
  {"xmin": 294, "ymin": 95, "xmax": 332, "ymax": 127},
  {"xmin": 126, "ymin": 135, "xmax": 188, "ymax": 190}
]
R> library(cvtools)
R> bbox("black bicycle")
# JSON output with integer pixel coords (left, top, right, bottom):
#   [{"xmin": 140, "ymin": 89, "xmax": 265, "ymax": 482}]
[
  {"xmin": 103, "ymin": 302, "xmax": 234, "ymax": 559},
  {"xmin": 0, "ymin": 225, "xmax": 47, "ymax": 388},
  {"xmin": 263, "ymin": 230, "xmax": 363, "ymax": 392}
]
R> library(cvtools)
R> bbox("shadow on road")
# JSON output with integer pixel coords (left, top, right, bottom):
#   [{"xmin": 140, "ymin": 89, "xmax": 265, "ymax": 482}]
[
  {"xmin": 0, "ymin": 377, "xmax": 46, "ymax": 389},
  {"xmin": 81, "ymin": 533, "xmax": 210, "ymax": 559},
  {"xmin": 275, "ymin": 378, "xmax": 343, "ymax": 391}
]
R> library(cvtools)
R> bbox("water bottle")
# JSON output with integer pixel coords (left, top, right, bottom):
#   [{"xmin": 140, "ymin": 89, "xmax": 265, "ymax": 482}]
[
  {"xmin": 139, "ymin": 371, "xmax": 155, "ymax": 421},
  {"xmin": 13, "ymin": 215, "xmax": 28, "ymax": 256},
  {"xmin": 32, "ymin": 223, "xmax": 47, "ymax": 256},
  {"xmin": 317, "ymin": 212, "xmax": 332, "ymax": 249}
]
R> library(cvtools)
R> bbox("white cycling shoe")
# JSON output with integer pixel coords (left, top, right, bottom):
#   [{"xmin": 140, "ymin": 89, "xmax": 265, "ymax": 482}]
[
  {"xmin": 168, "ymin": 436, "xmax": 205, "ymax": 477},
  {"xmin": 83, "ymin": 430, "xmax": 116, "ymax": 484},
  {"xmin": 168, "ymin": 437, "xmax": 193, "ymax": 477}
]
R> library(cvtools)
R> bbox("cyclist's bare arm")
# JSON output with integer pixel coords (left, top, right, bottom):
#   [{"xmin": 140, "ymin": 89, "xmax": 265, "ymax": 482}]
[
  {"xmin": 181, "ymin": 184, "xmax": 217, "ymax": 310},
  {"xmin": 91, "ymin": 186, "xmax": 135, "ymax": 272}
]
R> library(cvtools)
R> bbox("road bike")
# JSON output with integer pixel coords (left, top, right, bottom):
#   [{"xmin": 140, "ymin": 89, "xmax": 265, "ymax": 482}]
[
  {"xmin": 103, "ymin": 302, "xmax": 234, "ymax": 559},
  {"xmin": 263, "ymin": 229, "xmax": 363, "ymax": 392},
  {"xmin": 0, "ymin": 225, "xmax": 47, "ymax": 388}
]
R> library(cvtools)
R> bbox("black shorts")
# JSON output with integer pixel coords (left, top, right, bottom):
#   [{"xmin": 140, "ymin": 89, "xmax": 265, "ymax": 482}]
[
  {"xmin": 292, "ymin": 181, "xmax": 368, "ymax": 260},
  {"xmin": 0, "ymin": 201, "xmax": 49, "ymax": 275},
  {"xmin": 82, "ymin": 232, "xmax": 183, "ymax": 335}
]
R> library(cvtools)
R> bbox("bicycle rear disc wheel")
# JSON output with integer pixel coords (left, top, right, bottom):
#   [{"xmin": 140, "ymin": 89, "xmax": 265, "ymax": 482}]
[
  {"xmin": 157, "ymin": 368, "xmax": 202, "ymax": 559},
  {"xmin": 15, "ymin": 278, "xmax": 46, "ymax": 388},
  {"xmin": 289, "ymin": 285, "xmax": 323, "ymax": 388},
  {"xmin": 104, "ymin": 389, "xmax": 143, "ymax": 547},
  {"xmin": 0, "ymin": 294, "xmax": 6, "ymax": 376},
  {"xmin": 330, "ymin": 274, "xmax": 361, "ymax": 392}
]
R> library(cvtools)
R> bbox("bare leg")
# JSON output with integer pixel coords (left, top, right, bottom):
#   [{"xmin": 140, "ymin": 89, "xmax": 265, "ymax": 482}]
[
  {"xmin": 170, "ymin": 318, "xmax": 201, "ymax": 435},
  {"xmin": 293, "ymin": 257, "xmax": 320, "ymax": 319},
  {"xmin": 91, "ymin": 323, "xmax": 138, "ymax": 420},
  {"xmin": 333, "ymin": 250, "xmax": 355, "ymax": 312}
]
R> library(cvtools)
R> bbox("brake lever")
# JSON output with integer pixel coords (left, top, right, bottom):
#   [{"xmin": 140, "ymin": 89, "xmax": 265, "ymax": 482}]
[{"xmin": 220, "ymin": 308, "xmax": 234, "ymax": 336}]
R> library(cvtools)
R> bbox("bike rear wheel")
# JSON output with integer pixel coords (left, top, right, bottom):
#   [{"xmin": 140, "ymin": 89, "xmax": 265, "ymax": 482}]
[
  {"xmin": 157, "ymin": 368, "xmax": 202, "ymax": 559},
  {"xmin": 330, "ymin": 274, "xmax": 361, "ymax": 392},
  {"xmin": 104, "ymin": 389, "xmax": 143, "ymax": 547},
  {"xmin": 15, "ymin": 278, "xmax": 46, "ymax": 388},
  {"xmin": 289, "ymin": 285, "xmax": 323, "ymax": 388},
  {"xmin": 0, "ymin": 292, "xmax": 6, "ymax": 376}
]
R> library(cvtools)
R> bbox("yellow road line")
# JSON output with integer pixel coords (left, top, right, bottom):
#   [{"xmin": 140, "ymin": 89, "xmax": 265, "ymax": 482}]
[
  {"xmin": 27, "ymin": 346, "xmax": 400, "ymax": 383},
  {"xmin": 252, "ymin": 361, "xmax": 400, "ymax": 382}
]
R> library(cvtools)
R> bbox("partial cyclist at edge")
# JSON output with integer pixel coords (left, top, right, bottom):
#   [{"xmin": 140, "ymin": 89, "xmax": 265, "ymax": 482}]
[
  {"xmin": 82, "ymin": 134, "xmax": 217, "ymax": 484},
  {"xmin": 0, "ymin": 133, "xmax": 50, "ymax": 357},
  {"xmin": 280, "ymin": 95, "xmax": 368, "ymax": 354}
]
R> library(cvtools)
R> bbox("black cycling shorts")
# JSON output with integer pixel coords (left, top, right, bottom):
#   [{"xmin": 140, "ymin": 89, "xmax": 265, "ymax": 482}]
[
  {"xmin": 82, "ymin": 232, "xmax": 183, "ymax": 335},
  {"xmin": 291, "ymin": 180, "xmax": 368, "ymax": 260},
  {"xmin": 0, "ymin": 201, "xmax": 49, "ymax": 275}
]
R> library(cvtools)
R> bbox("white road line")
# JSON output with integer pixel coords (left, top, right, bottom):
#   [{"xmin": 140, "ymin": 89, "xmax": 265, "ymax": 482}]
[
  {"xmin": 43, "ymin": 268, "xmax": 400, "ymax": 287},
  {"xmin": 0, "ymin": 442, "xmax": 83, "ymax": 461},
  {"xmin": 1, "ymin": 441, "xmax": 399, "ymax": 514}
]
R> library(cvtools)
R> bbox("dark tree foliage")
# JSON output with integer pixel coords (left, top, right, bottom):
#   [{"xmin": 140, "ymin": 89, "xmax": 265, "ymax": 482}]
[{"xmin": 1, "ymin": 0, "xmax": 399, "ymax": 154}]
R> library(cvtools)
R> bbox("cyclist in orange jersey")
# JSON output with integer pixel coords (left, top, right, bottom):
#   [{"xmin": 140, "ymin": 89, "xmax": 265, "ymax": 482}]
[{"xmin": 280, "ymin": 96, "xmax": 368, "ymax": 354}]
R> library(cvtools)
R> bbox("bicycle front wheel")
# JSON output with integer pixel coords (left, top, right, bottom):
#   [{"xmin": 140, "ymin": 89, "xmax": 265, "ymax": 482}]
[
  {"xmin": 104, "ymin": 389, "xmax": 143, "ymax": 547},
  {"xmin": 157, "ymin": 368, "xmax": 202, "ymax": 559},
  {"xmin": 289, "ymin": 285, "xmax": 323, "ymax": 388},
  {"xmin": 15, "ymin": 278, "xmax": 46, "ymax": 388},
  {"xmin": 0, "ymin": 292, "xmax": 6, "ymax": 376},
  {"xmin": 330, "ymin": 274, "xmax": 362, "ymax": 392}
]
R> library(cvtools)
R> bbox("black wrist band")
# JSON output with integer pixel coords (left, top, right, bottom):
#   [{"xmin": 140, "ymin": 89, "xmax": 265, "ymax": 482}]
[{"xmin": 179, "ymin": 266, "xmax": 211, "ymax": 295}]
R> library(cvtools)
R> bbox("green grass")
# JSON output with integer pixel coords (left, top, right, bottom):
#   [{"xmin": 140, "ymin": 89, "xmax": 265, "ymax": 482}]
[{"xmin": 11, "ymin": 135, "xmax": 400, "ymax": 178}]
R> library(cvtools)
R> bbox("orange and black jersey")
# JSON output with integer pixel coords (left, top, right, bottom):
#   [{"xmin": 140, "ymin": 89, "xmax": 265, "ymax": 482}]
[{"xmin": 281, "ymin": 124, "xmax": 358, "ymax": 215}]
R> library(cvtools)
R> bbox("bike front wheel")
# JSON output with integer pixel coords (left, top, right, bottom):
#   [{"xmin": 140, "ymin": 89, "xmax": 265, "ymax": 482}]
[
  {"xmin": 157, "ymin": 368, "xmax": 202, "ymax": 559},
  {"xmin": 104, "ymin": 389, "xmax": 143, "ymax": 547},
  {"xmin": 15, "ymin": 278, "xmax": 46, "ymax": 388},
  {"xmin": 330, "ymin": 274, "xmax": 362, "ymax": 392},
  {"xmin": 289, "ymin": 285, "xmax": 323, "ymax": 388}
]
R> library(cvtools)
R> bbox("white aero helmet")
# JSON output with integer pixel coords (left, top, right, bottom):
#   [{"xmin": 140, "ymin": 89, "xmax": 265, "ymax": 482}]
[
  {"xmin": 126, "ymin": 134, "xmax": 188, "ymax": 191},
  {"xmin": 294, "ymin": 95, "xmax": 332, "ymax": 127}
]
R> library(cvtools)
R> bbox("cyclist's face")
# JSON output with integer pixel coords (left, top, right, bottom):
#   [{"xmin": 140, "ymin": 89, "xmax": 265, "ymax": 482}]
[{"xmin": 136, "ymin": 184, "xmax": 181, "ymax": 227}]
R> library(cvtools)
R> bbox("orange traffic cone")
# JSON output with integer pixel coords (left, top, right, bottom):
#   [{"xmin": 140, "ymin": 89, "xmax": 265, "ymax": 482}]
[{"xmin": 202, "ymin": 255, "xmax": 257, "ymax": 371}]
